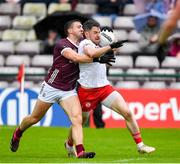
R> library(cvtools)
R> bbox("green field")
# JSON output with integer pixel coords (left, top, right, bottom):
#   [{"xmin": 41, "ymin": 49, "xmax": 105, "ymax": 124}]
[{"xmin": 0, "ymin": 126, "xmax": 180, "ymax": 163}]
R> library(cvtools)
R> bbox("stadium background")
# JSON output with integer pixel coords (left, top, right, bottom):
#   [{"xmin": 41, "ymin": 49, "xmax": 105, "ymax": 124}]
[
  {"xmin": 0, "ymin": 0, "xmax": 179, "ymax": 128},
  {"xmin": 0, "ymin": 0, "xmax": 180, "ymax": 163}
]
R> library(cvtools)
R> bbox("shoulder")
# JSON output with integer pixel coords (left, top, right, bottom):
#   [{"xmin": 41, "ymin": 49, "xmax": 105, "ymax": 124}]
[
  {"xmin": 56, "ymin": 38, "xmax": 75, "ymax": 50},
  {"xmin": 57, "ymin": 38, "xmax": 70, "ymax": 47},
  {"xmin": 79, "ymin": 39, "xmax": 94, "ymax": 47}
]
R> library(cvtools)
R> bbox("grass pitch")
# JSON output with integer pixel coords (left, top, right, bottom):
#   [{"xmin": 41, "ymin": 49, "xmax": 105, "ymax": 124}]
[{"xmin": 0, "ymin": 126, "xmax": 180, "ymax": 163}]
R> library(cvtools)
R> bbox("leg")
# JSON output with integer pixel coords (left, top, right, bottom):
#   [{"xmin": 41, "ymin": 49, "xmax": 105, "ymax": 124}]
[
  {"xmin": 60, "ymin": 95, "xmax": 95, "ymax": 158},
  {"xmin": 93, "ymin": 104, "xmax": 105, "ymax": 128},
  {"xmin": 109, "ymin": 92, "xmax": 140, "ymax": 134},
  {"xmin": 60, "ymin": 96, "xmax": 83, "ymax": 146},
  {"xmin": 102, "ymin": 91, "xmax": 155, "ymax": 154},
  {"xmin": 64, "ymin": 111, "xmax": 90, "ymax": 157},
  {"xmin": 64, "ymin": 126, "xmax": 75, "ymax": 157},
  {"xmin": 20, "ymin": 99, "xmax": 52, "ymax": 130},
  {"xmin": 82, "ymin": 111, "xmax": 90, "ymax": 126},
  {"xmin": 10, "ymin": 99, "xmax": 52, "ymax": 152}
]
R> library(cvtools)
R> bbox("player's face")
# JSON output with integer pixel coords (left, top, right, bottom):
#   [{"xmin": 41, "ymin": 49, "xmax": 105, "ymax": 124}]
[
  {"xmin": 88, "ymin": 26, "xmax": 101, "ymax": 45},
  {"xmin": 70, "ymin": 21, "xmax": 84, "ymax": 40}
]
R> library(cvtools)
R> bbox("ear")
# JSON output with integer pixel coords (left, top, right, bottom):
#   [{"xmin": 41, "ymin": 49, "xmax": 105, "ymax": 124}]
[
  {"xmin": 84, "ymin": 31, "xmax": 89, "ymax": 38},
  {"xmin": 68, "ymin": 28, "xmax": 72, "ymax": 34}
]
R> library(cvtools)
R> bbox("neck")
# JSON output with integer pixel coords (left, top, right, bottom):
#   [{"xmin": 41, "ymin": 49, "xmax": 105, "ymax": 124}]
[{"xmin": 68, "ymin": 34, "xmax": 80, "ymax": 45}]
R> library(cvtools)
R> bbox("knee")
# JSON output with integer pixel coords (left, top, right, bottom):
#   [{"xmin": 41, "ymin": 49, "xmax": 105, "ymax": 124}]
[
  {"xmin": 71, "ymin": 114, "xmax": 82, "ymax": 126},
  {"xmin": 123, "ymin": 110, "xmax": 133, "ymax": 121}
]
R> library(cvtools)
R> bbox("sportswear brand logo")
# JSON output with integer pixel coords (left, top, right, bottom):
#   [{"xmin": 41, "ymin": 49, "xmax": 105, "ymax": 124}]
[{"xmin": 0, "ymin": 88, "xmax": 53, "ymax": 126}]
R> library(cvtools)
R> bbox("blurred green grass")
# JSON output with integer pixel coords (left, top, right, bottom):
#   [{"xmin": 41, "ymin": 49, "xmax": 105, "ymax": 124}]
[{"xmin": 0, "ymin": 126, "xmax": 180, "ymax": 163}]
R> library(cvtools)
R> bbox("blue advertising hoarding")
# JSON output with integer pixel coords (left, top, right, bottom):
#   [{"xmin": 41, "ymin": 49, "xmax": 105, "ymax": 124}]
[{"xmin": 0, "ymin": 88, "xmax": 71, "ymax": 127}]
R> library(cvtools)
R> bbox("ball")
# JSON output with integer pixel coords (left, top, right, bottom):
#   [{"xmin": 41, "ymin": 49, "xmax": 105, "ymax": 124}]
[{"xmin": 99, "ymin": 29, "xmax": 115, "ymax": 47}]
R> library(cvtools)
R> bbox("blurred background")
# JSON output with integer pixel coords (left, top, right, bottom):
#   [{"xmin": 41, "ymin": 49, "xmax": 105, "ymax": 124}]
[{"xmin": 0, "ymin": 0, "xmax": 179, "ymax": 128}]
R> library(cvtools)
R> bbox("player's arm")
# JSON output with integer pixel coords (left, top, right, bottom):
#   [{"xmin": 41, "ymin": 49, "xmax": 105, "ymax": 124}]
[
  {"xmin": 62, "ymin": 48, "xmax": 93, "ymax": 63},
  {"xmin": 158, "ymin": 0, "xmax": 180, "ymax": 44},
  {"xmin": 62, "ymin": 47, "xmax": 115, "ymax": 65},
  {"xmin": 83, "ymin": 40, "xmax": 126, "ymax": 58},
  {"xmin": 83, "ymin": 44, "xmax": 111, "ymax": 58}
]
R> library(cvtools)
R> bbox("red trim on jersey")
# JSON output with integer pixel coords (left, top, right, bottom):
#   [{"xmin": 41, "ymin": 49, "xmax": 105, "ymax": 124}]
[{"xmin": 78, "ymin": 85, "xmax": 115, "ymax": 112}]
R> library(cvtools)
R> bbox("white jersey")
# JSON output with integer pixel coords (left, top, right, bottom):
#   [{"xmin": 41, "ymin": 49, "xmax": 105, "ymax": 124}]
[{"xmin": 78, "ymin": 39, "xmax": 109, "ymax": 88}]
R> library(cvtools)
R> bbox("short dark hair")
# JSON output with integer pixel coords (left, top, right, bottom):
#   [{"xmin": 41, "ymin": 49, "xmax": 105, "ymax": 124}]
[
  {"xmin": 83, "ymin": 19, "xmax": 100, "ymax": 31},
  {"xmin": 64, "ymin": 19, "xmax": 81, "ymax": 36}
]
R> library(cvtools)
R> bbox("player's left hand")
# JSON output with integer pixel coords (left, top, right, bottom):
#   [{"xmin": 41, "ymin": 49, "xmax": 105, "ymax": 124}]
[
  {"xmin": 93, "ymin": 50, "xmax": 116, "ymax": 66},
  {"xmin": 99, "ymin": 50, "xmax": 116, "ymax": 66},
  {"xmin": 110, "ymin": 40, "xmax": 129, "ymax": 49}
]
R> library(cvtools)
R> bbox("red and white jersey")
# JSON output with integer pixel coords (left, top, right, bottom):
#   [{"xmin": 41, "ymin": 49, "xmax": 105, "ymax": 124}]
[{"xmin": 78, "ymin": 39, "xmax": 109, "ymax": 88}]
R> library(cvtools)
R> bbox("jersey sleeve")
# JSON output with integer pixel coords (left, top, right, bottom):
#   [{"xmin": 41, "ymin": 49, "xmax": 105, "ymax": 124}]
[
  {"xmin": 78, "ymin": 39, "xmax": 94, "ymax": 55},
  {"xmin": 55, "ymin": 40, "xmax": 72, "ymax": 55}
]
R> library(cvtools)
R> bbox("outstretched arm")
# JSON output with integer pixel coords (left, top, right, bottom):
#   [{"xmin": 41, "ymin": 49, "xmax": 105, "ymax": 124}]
[
  {"xmin": 62, "ymin": 48, "xmax": 93, "ymax": 63},
  {"xmin": 158, "ymin": 0, "xmax": 180, "ymax": 44},
  {"xmin": 83, "ymin": 45, "xmax": 111, "ymax": 58},
  {"xmin": 62, "ymin": 48, "xmax": 115, "ymax": 65},
  {"xmin": 84, "ymin": 40, "xmax": 127, "ymax": 58}
]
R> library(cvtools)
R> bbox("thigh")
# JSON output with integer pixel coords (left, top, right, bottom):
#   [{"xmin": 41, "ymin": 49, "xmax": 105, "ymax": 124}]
[
  {"xmin": 78, "ymin": 87, "xmax": 100, "ymax": 112},
  {"xmin": 102, "ymin": 91, "xmax": 129, "ymax": 116},
  {"xmin": 31, "ymin": 99, "xmax": 52, "ymax": 119},
  {"xmin": 59, "ymin": 95, "xmax": 82, "ymax": 119}
]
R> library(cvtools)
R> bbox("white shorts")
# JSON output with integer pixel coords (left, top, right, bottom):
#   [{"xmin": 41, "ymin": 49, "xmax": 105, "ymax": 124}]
[{"xmin": 38, "ymin": 81, "xmax": 77, "ymax": 103}]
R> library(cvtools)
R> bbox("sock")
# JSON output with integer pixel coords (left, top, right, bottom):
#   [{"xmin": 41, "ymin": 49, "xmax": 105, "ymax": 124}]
[
  {"xmin": 137, "ymin": 142, "xmax": 144, "ymax": 148},
  {"xmin": 67, "ymin": 138, "xmax": 73, "ymax": 147},
  {"xmin": 14, "ymin": 127, "xmax": 23, "ymax": 140},
  {"xmin": 76, "ymin": 144, "xmax": 85, "ymax": 156},
  {"xmin": 132, "ymin": 132, "xmax": 142, "ymax": 144}
]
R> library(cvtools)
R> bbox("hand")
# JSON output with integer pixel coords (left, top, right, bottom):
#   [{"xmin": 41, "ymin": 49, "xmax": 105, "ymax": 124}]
[
  {"xmin": 110, "ymin": 40, "xmax": 128, "ymax": 49},
  {"xmin": 150, "ymin": 35, "xmax": 158, "ymax": 43},
  {"xmin": 93, "ymin": 50, "xmax": 116, "ymax": 66}
]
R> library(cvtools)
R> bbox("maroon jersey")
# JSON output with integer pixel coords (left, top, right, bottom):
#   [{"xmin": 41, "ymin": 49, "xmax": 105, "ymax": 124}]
[{"xmin": 45, "ymin": 38, "xmax": 79, "ymax": 91}]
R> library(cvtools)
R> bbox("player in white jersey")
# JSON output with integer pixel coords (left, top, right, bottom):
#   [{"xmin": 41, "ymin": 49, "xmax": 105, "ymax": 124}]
[
  {"xmin": 65, "ymin": 19, "xmax": 156, "ymax": 155},
  {"xmin": 78, "ymin": 39, "xmax": 110, "ymax": 88}
]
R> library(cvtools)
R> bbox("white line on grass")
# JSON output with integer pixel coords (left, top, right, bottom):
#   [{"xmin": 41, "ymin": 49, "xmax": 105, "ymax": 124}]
[{"xmin": 112, "ymin": 157, "xmax": 147, "ymax": 163}]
